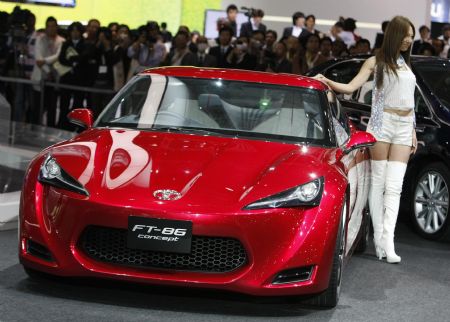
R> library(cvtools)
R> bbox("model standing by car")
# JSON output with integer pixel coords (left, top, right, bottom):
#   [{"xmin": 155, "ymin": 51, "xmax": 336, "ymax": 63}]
[{"xmin": 315, "ymin": 16, "xmax": 417, "ymax": 264}]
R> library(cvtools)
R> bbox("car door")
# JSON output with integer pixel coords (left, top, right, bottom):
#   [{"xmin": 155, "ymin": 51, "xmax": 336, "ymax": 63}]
[
  {"xmin": 328, "ymin": 92, "xmax": 370, "ymax": 254},
  {"xmin": 322, "ymin": 59, "xmax": 371, "ymax": 130}
]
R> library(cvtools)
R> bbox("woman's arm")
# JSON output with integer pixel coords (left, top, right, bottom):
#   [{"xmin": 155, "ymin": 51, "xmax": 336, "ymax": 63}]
[{"xmin": 315, "ymin": 56, "xmax": 376, "ymax": 94}]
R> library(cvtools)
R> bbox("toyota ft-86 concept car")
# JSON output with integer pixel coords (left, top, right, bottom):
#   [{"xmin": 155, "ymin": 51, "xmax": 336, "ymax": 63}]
[{"xmin": 19, "ymin": 67, "xmax": 375, "ymax": 308}]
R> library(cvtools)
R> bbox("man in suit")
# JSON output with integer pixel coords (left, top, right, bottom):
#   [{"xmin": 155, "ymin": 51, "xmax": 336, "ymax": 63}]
[
  {"xmin": 164, "ymin": 31, "xmax": 196, "ymax": 66},
  {"xmin": 412, "ymin": 25, "xmax": 431, "ymax": 55},
  {"xmin": 226, "ymin": 4, "xmax": 238, "ymax": 37},
  {"xmin": 239, "ymin": 9, "xmax": 267, "ymax": 39},
  {"xmin": 209, "ymin": 26, "xmax": 233, "ymax": 68},
  {"xmin": 282, "ymin": 11, "xmax": 310, "ymax": 40},
  {"xmin": 194, "ymin": 36, "xmax": 217, "ymax": 67}
]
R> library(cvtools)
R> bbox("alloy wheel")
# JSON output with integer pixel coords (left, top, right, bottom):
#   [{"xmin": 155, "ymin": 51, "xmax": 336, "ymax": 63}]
[{"xmin": 414, "ymin": 171, "xmax": 449, "ymax": 234}]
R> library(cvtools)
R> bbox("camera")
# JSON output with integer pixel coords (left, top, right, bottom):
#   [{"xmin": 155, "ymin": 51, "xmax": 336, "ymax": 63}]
[{"xmin": 240, "ymin": 6, "xmax": 255, "ymax": 18}]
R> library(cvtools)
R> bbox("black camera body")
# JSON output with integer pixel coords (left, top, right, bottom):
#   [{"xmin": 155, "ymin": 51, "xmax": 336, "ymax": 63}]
[{"xmin": 240, "ymin": 6, "xmax": 255, "ymax": 18}]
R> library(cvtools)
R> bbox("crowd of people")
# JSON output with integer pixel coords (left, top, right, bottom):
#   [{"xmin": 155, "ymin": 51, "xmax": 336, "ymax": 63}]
[{"xmin": 0, "ymin": 5, "xmax": 448, "ymax": 129}]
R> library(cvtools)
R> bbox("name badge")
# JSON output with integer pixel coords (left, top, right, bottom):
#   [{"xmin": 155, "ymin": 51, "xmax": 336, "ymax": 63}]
[{"xmin": 98, "ymin": 65, "xmax": 107, "ymax": 74}]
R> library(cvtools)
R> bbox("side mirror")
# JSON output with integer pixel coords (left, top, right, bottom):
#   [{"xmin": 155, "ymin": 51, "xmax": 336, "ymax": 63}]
[
  {"xmin": 344, "ymin": 131, "xmax": 376, "ymax": 154},
  {"xmin": 67, "ymin": 108, "xmax": 94, "ymax": 129},
  {"xmin": 336, "ymin": 131, "xmax": 376, "ymax": 161}
]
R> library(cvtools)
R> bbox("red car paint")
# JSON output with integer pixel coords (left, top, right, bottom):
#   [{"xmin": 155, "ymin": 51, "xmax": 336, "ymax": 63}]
[{"xmin": 19, "ymin": 67, "xmax": 372, "ymax": 298}]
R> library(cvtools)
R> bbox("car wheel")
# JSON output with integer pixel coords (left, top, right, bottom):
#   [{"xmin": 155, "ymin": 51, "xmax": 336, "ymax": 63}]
[
  {"xmin": 311, "ymin": 200, "xmax": 346, "ymax": 308},
  {"xmin": 411, "ymin": 162, "xmax": 450, "ymax": 240},
  {"xmin": 354, "ymin": 206, "xmax": 370, "ymax": 253}
]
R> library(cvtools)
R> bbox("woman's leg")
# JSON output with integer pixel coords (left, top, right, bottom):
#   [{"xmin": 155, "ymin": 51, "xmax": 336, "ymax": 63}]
[
  {"xmin": 383, "ymin": 144, "xmax": 411, "ymax": 263},
  {"xmin": 369, "ymin": 142, "xmax": 391, "ymax": 258}
]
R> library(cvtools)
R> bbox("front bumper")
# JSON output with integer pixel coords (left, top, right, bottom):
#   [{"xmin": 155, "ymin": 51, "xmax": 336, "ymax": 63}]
[{"xmin": 19, "ymin": 183, "xmax": 342, "ymax": 297}]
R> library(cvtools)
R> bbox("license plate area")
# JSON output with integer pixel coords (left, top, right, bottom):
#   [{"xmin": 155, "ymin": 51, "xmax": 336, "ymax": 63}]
[{"xmin": 127, "ymin": 216, "xmax": 193, "ymax": 254}]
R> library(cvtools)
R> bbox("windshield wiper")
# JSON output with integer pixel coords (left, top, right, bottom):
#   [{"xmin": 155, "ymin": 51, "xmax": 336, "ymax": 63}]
[{"xmin": 151, "ymin": 126, "xmax": 224, "ymax": 136}]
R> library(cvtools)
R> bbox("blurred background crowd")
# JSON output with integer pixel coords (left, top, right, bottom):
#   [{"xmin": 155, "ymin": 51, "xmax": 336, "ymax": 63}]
[{"xmin": 0, "ymin": 4, "xmax": 447, "ymax": 129}]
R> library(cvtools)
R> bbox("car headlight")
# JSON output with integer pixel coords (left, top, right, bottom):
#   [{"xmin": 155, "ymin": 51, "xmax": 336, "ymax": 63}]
[
  {"xmin": 244, "ymin": 177, "xmax": 323, "ymax": 210},
  {"xmin": 38, "ymin": 154, "xmax": 89, "ymax": 196}
]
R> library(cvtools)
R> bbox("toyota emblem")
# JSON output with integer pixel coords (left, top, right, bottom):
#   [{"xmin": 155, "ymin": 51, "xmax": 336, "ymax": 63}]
[{"xmin": 153, "ymin": 189, "xmax": 182, "ymax": 201}]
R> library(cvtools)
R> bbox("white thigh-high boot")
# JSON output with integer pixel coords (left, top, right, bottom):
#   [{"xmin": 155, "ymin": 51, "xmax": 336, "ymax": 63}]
[
  {"xmin": 382, "ymin": 161, "xmax": 407, "ymax": 263},
  {"xmin": 369, "ymin": 160, "xmax": 387, "ymax": 259}
]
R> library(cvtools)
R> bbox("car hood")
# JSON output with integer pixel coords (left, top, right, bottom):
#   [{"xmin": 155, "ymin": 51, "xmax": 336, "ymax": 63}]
[{"xmin": 49, "ymin": 129, "xmax": 334, "ymax": 212}]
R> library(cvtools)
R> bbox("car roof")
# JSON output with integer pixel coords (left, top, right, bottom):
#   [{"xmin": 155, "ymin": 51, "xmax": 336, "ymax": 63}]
[{"xmin": 140, "ymin": 67, "xmax": 328, "ymax": 91}]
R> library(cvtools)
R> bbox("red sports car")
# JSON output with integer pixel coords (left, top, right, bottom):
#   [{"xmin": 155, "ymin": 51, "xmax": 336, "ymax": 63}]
[{"xmin": 19, "ymin": 67, "xmax": 375, "ymax": 308}]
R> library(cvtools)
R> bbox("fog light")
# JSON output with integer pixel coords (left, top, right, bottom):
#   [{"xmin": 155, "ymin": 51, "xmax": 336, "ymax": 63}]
[{"xmin": 272, "ymin": 266, "xmax": 314, "ymax": 284}]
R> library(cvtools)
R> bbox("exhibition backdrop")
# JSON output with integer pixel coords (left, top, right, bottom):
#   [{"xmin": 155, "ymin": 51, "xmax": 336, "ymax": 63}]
[{"xmin": 0, "ymin": 0, "xmax": 221, "ymax": 33}]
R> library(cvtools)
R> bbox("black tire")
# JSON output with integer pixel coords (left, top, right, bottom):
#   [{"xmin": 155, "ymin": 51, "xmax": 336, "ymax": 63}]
[
  {"xmin": 354, "ymin": 206, "xmax": 370, "ymax": 253},
  {"xmin": 410, "ymin": 162, "xmax": 450, "ymax": 240},
  {"xmin": 310, "ymin": 200, "xmax": 346, "ymax": 308}
]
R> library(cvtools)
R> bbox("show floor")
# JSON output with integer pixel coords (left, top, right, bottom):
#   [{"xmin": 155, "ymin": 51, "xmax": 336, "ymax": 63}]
[{"xmin": 0, "ymin": 223, "xmax": 449, "ymax": 322}]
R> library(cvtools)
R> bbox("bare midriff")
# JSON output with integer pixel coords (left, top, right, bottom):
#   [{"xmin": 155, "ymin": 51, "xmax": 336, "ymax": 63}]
[{"xmin": 384, "ymin": 108, "xmax": 413, "ymax": 116}]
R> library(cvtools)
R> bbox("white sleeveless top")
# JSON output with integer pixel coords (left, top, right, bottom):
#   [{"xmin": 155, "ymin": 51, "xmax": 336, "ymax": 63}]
[{"xmin": 382, "ymin": 64, "xmax": 416, "ymax": 110}]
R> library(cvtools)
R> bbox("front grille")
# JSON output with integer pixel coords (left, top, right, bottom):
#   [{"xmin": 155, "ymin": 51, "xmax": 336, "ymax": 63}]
[{"xmin": 79, "ymin": 226, "xmax": 247, "ymax": 273}]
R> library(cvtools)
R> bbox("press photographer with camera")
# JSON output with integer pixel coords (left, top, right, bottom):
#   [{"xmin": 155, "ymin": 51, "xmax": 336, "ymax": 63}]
[
  {"xmin": 239, "ymin": 8, "xmax": 266, "ymax": 39},
  {"xmin": 226, "ymin": 36, "xmax": 256, "ymax": 70},
  {"xmin": 127, "ymin": 25, "xmax": 166, "ymax": 75}
]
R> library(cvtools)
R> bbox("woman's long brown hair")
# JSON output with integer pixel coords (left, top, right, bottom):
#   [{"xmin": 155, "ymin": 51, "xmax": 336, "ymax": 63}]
[{"xmin": 375, "ymin": 16, "xmax": 415, "ymax": 89}]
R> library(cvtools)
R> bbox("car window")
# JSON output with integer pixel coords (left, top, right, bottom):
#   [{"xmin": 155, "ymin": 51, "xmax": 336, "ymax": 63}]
[
  {"xmin": 414, "ymin": 87, "xmax": 431, "ymax": 117},
  {"xmin": 414, "ymin": 62, "xmax": 450, "ymax": 108},
  {"xmin": 324, "ymin": 60, "xmax": 365, "ymax": 101},
  {"xmin": 96, "ymin": 75, "xmax": 332, "ymax": 146},
  {"xmin": 328, "ymin": 91, "xmax": 350, "ymax": 146}
]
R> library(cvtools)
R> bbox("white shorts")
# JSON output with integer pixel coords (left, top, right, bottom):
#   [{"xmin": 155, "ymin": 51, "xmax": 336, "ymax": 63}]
[{"xmin": 366, "ymin": 112, "xmax": 414, "ymax": 146}]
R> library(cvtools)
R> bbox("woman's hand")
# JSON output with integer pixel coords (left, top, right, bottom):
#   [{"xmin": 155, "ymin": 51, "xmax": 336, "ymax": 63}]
[
  {"xmin": 313, "ymin": 73, "xmax": 328, "ymax": 84},
  {"xmin": 411, "ymin": 130, "xmax": 417, "ymax": 154}
]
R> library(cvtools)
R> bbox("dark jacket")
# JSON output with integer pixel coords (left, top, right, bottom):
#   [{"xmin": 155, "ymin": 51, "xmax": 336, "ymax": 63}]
[
  {"xmin": 58, "ymin": 38, "xmax": 98, "ymax": 86},
  {"xmin": 164, "ymin": 49, "xmax": 197, "ymax": 66},
  {"xmin": 271, "ymin": 58, "xmax": 292, "ymax": 74},
  {"xmin": 282, "ymin": 27, "xmax": 311, "ymax": 40},
  {"xmin": 239, "ymin": 21, "xmax": 267, "ymax": 38},
  {"xmin": 194, "ymin": 53, "xmax": 217, "ymax": 67},
  {"xmin": 209, "ymin": 45, "xmax": 232, "ymax": 68},
  {"xmin": 227, "ymin": 53, "xmax": 257, "ymax": 71}
]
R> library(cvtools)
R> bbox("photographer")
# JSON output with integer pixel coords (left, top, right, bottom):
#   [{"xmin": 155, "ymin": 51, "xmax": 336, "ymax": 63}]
[
  {"xmin": 91, "ymin": 27, "xmax": 117, "ymax": 117},
  {"xmin": 239, "ymin": 9, "xmax": 266, "ymax": 38},
  {"xmin": 164, "ymin": 30, "xmax": 196, "ymax": 66},
  {"xmin": 226, "ymin": 36, "xmax": 256, "ymax": 70},
  {"xmin": 127, "ymin": 25, "xmax": 166, "ymax": 75}
]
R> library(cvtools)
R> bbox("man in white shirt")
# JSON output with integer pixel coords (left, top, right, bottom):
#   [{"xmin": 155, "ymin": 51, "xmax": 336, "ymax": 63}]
[
  {"xmin": 282, "ymin": 12, "xmax": 310, "ymax": 40},
  {"xmin": 31, "ymin": 16, "xmax": 64, "ymax": 126},
  {"xmin": 239, "ymin": 9, "xmax": 267, "ymax": 38}
]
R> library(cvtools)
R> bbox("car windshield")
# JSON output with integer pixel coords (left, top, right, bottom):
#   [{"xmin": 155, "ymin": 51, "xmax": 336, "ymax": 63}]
[
  {"xmin": 414, "ymin": 62, "xmax": 450, "ymax": 107},
  {"xmin": 95, "ymin": 75, "xmax": 331, "ymax": 145}
]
